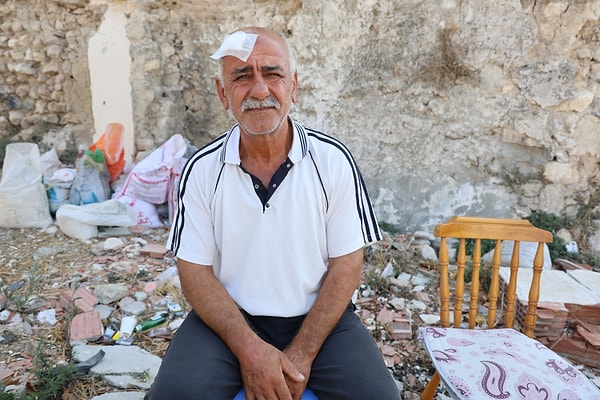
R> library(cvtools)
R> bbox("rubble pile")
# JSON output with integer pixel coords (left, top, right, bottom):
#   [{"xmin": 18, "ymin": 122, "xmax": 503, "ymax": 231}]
[
  {"xmin": 0, "ymin": 226, "xmax": 177, "ymax": 398},
  {"xmin": 0, "ymin": 226, "xmax": 599, "ymax": 399}
]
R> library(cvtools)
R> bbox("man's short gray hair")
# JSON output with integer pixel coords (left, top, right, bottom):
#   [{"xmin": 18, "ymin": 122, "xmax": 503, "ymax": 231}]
[{"xmin": 216, "ymin": 30, "xmax": 296, "ymax": 85}]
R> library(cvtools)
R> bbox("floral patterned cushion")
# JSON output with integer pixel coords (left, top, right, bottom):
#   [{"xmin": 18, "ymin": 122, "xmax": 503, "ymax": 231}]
[{"xmin": 419, "ymin": 327, "xmax": 600, "ymax": 399}]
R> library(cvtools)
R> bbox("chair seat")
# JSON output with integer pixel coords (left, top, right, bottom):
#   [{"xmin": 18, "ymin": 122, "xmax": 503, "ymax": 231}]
[
  {"xmin": 234, "ymin": 387, "xmax": 317, "ymax": 399},
  {"xmin": 418, "ymin": 327, "xmax": 600, "ymax": 399}
]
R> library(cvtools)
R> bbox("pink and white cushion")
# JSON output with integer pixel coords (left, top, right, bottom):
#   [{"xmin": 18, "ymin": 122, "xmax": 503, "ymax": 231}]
[{"xmin": 419, "ymin": 327, "xmax": 600, "ymax": 399}]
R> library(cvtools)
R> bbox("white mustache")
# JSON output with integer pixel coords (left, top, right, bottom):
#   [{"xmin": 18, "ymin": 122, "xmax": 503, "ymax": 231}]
[{"xmin": 241, "ymin": 96, "xmax": 281, "ymax": 111}]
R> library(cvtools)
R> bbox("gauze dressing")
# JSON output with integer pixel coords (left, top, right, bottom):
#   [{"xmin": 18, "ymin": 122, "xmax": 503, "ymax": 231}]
[{"xmin": 210, "ymin": 31, "xmax": 258, "ymax": 62}]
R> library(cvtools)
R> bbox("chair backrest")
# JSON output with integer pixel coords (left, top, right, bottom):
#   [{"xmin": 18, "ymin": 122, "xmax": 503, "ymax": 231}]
[{"xmin": 434, "ymin": 216, "xmax": 553, "ymax": 337}]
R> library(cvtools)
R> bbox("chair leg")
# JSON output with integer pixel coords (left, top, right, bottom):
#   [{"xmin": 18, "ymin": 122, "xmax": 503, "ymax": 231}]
[{"xmin": 420, "ymin": 371, "xmax": 440, "ymax": 400}]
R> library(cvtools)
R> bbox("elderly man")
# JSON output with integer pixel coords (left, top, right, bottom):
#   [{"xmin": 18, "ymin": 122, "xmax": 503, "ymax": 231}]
[{"xmin": 145, "ymin": 27, "xmax": 400, "ymax": 400}]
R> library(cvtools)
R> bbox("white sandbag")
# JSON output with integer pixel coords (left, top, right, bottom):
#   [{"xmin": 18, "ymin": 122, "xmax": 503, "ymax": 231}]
[
  {"xmin": 69, "ymin": 148, "xmax": 111, "ymax": 205},
  {"xmin": 56, "ymin": 199, "xmax": 137, "ymax": 240},
  {"xmin": 0, "ymin": 143, "xmax": 52, "ymax": 228},
  {"xmin": 46, "ymin": 168, "xmax": 76, "ymax": 214},
  {"xmin": 40, "ymin": 147, "xmax": 63, "ymax": 181},
  {"xmin": 118, "ymin": 134, "xmax": 187, "ymax": 204},
  {"xmin": 115, "ymin": 194, "xmax": 163, "ymax": 228},
  {"xmin": 167, "ymin": 156, "xmax": 187, "ymax": 226}
]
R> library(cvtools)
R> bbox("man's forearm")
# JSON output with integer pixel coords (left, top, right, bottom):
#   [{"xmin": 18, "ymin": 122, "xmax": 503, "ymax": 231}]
[
  {"xmin": 287, "ymin": 247, "xmax": 364, "ymax": 359},
  {"xmin": 177, "ymin": 258, "xmax": 305, "ymax": 398},
  {"xmin": 176, "ymin": 258, "xmax": 260, "ymax": 357}
]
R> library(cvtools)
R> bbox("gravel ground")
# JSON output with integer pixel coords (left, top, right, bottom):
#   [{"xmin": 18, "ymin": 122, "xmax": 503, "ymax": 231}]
[{"xmin": 1, "ymin": 224, "xmax": 598, "ymax": 399}]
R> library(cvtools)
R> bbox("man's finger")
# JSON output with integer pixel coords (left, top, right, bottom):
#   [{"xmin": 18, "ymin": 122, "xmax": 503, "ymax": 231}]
[{"xmin": 280, "ymin": 356, "xmax": 305, "ymax": 383}]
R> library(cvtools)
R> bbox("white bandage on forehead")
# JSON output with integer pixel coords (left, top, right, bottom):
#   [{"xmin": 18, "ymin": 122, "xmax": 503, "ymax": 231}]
[{"xmin": 210, "ymin": 31, "xmax": 258, "ymax": 62}]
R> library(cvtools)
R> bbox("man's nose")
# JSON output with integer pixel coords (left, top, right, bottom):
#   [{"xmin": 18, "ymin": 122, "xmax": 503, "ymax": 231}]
[{"xmin": 249, "ymin": 75, "xmax": 269, "ymax": 99}]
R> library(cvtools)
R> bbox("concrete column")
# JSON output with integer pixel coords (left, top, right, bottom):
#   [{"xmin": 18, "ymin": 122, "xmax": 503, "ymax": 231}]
[{"xmin": 88, "ymin": 1, "xmax": 135, "ymax": 163}]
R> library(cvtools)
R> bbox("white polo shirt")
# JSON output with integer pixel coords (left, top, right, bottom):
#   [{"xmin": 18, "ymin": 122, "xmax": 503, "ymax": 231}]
[{"xmin": 168, "ymin": 119, "xmax": 381, "ymax": 317}]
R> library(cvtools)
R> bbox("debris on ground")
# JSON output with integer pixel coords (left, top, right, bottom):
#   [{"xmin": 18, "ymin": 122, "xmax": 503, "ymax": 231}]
[{"xmin": 0, "ymin": 225, "xmax": 599, "ymax": 398}]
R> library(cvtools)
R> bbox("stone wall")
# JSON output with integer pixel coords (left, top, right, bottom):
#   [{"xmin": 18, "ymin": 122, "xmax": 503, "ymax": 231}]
[
  {"xmin": 0, "ymin": 0, "xmax": 103, "ymax": 157},
  {"xmin": 1, "ymin": 0, "xmax": 600, "ymax": 244}
]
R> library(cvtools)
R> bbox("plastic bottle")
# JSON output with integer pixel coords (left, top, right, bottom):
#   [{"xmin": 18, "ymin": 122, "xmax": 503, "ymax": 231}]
[
  {"xmin": 119, "ymin": 315, "xmax": 137, "ymax": 339},
  {"xmin": 135, "ymin": 313, "xmax": 167, "ymax": 332}
]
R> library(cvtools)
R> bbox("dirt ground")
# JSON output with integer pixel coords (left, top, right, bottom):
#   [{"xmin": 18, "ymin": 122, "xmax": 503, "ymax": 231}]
[{"xmin": 0, "ymin": 225, "xmax": 437, "ymax": 398}]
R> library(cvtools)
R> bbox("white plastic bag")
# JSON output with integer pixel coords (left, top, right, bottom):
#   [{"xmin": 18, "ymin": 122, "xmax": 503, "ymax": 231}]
[
  {"xmin": 115, "ymin": 194, "xmax": 163, "ymax": 228},
  {"xmin": 69, "ymin": 149, "xmax": 111, "ymax": 205},
  {"xmin": 118, "ymin": 134, "xmax": 187, "ymax": 204},
  {"xmin": 46, "ymin": 168, "xmax": 76, "ymax": 214},
  {"xmin": 167, "ymin": 156, "xmax": 187, "ymax": 226},
  {"xmin": 40, "ymin": 147, "xmax": 63, "ymax": 182},
  {"xmin": 56, "ymin": 199, "xmax": 137, "ymax": 240},
  {"xmin": 0, "ymin": 143, "xmax": 52, "ymax": 228}
]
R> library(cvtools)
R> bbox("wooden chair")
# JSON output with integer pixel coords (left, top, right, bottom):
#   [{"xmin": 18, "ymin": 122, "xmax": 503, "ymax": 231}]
[{"xmin": 419, "ymin": 216, "xmax": 600, "ymax": 399}]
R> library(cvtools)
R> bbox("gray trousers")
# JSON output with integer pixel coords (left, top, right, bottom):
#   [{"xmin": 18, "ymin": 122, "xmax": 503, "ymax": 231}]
[{"xmin": 145, "ymin": 305, "xmax": 400, "ymax": 400}]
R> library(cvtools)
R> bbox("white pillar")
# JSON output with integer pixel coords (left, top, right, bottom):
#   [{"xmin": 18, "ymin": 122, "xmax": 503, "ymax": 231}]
[{"xmin": 88, "ymin": 1, "xmax": 135, "ymax": 163}]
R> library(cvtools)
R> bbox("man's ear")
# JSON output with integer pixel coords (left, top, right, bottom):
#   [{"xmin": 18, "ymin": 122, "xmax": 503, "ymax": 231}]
[
  {"xmin": 216, "ymin": 78, "xmax": 229, "ymax": 110},
  {"xmin": 291, "ymin": 71, "xmax": 298, "ymax": 103}
]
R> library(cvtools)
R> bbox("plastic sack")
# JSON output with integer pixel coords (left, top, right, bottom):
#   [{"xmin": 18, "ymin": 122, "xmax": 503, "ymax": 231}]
[
  {"xmin": 115, "ymin": 194, "xmax": 163, "ymax": 228},
  {"xmin": 40, "ymin": 147, "xmax": 63, "ymax": 182},
  {"xmin": 118, "ymin": 134, "xmax": 187, "ymax": 204},
  {"xmin": 89, "ymin": 123, "xmax": 125, "ymax": 185},
  {"xmin": 46, "ymin": 168, "xmax": 77, "ymax": 214},
  {"xmin": 167, "ymin": 156, "xmax": 187, "ymax": 226},
  {"xmin": 0, "ymin": 143, "xmax": 52, "ymax": 228},
  {"xmin": 69, "ymin": 148, "xmax": 111, "ymax": 205},
  {"xmin": 56, "ymin": 199, "xmax": 137, "ymax": 240}
]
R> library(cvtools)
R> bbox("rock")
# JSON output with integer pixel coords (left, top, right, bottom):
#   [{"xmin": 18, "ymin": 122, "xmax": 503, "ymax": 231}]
[
  {"xmin": 410, "ymin": 274, "xmax": 431, "ymax": 287},
  {"xmin": 121, "ymin": 300, "xmax": 147, "ymax": 316},
  {"xmin": 420, "ymin": 244, "xmax": 438, "ymax": 261},
  {"xmin": 94, "ymin": 304, "xmax": 114, "ymax": 320},
  {"xmin": 94, "ymin": 284, "xmax": 130, "ymax": 305},
  {"xmin": 419, "ymin": 314, "xmax": 440, "ymax": 325},
  {"xmin": 407, "ymin": 300, "xmax": 427, "ymax": 312},
  {"xmin": 556, "ymin": 228, "xmax": 573, "ymax": 244},
  {"xmin": 36, "ymin": 309, "xmax": 57, "ymax": 325},
  {"xmin": 381, "ymin": 262, "xmax": 395, "ymax": 278},
  {"xmin": 389, "ymin": 297, "xmax": 406, "ymax": 310},
  {"xmin": 414, "ymin": 231, "xmax": 435, "ymax": 242},
  {"xmin": 103, "ymin": 237, "xmax": 125, "ymax": 251},
  {"xmin": 395, "ymin": 272, "xmax": 412, "ymax": 286},
  {"xmin": 72, "ymin": 344, "xmax": 162, "ymax": 389}
]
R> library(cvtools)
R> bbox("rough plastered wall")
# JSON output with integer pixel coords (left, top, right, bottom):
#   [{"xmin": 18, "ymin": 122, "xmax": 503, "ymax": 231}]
[{"xmin": 1, "ymin": 0, "xmax": 600, "ymax": 241}]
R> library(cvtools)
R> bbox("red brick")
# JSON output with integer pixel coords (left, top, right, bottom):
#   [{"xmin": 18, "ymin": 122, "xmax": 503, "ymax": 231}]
[
  {"xmin": 60, "ymin": 287, "xmax": 98, "ymax": 313},
  {"xmin": 70, "ymin": 310, "xmax": 104, "ymax": 342},
  {"xmin": 140, "ymin": 243, "xmax": 167, "ymax": 258},
  {"xmin": 416, "ymin": 292, "xmax": 430, "ymax": 302},
  {"xmin": 376, "ymin": 308, "xmax": 394, "ymax": 324}
]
